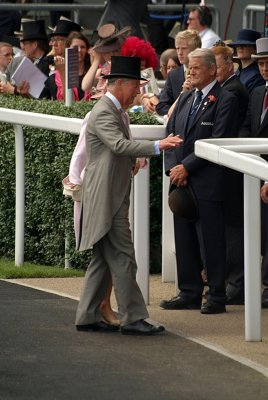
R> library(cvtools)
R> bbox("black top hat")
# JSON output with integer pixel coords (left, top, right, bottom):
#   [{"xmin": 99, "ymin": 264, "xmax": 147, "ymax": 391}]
[
  {"xmin": 49, "ymin": 19, "xmax": 82, "ymax": 37},
  {"xmin": 102, "ymin": 56, "xmax": 148, "ymax": 81},
  {"xmin": 168, "ymin": 184, "xmax": 199, "ymax": 222},
  {"xmin": 20, "ymin": 20, "xmax": 48, "ymax": 41},
  {"xmin": 229, "ymin": 29, "xmax": 261, "ymax": 47},
  {"xmin": 1, "ymin": 34, "xmax": 20, "ymax": 48}
]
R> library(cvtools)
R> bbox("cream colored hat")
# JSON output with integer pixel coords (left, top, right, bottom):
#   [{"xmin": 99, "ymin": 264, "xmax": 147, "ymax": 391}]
[{"xmin": 252, "ymin": 38, "xmax": 268, "ymax": 59}]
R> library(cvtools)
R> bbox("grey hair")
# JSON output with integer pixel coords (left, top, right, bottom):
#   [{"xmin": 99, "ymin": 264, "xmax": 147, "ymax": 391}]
[
  {"xmin": 107, "ymin": 77, "xmax": 131, "ymax": 86},
  {"xmin": 188, "ymin": 48, "xmax": 216, "ymax": 68}
]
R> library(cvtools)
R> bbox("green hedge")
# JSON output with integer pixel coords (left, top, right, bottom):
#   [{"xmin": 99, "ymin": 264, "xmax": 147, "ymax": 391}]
[{"xmin": 0, "ymin": 95, "xmax": 163, "ymax": 271}]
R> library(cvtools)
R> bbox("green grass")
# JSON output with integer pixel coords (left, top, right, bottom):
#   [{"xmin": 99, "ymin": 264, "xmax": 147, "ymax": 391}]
[{"xmin": 0, "ymin": 258, "xmax": 85, "ymax": 279}]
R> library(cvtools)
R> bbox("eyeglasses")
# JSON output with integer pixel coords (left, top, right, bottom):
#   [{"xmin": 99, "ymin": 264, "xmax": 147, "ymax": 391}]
[{"xmin": 50, "ymin": 37, "xmax": 66, "ymax": 43}]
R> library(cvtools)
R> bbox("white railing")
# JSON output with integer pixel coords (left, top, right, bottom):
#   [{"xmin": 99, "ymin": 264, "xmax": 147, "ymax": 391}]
[
  {"xmin": 0, "ymin": 107, "xmax": 166, "ymax": 305},
  {"xmin": 195, "ymin": 138, "xmax": 268, "ymax": 342},
  {"xmin": 243, "ymin": 4, "xmax": 265, "ymax": 29},
  {"xmin": 3, "ymin": 106, "xmax": 268, "ymax": 341}
]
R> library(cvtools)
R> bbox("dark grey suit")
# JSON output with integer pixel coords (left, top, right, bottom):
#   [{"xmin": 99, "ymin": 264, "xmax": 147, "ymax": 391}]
[
  {"xmin": 156, "ymin": 66, "xmax": 185, "ymax": 116},
  {"xmin": 239, "ymin": 84, "xmax": 268, "ymax": 291},
  {"xmin": 166, "ymin": 82, "xmax": 239, "ymax": 303},
  {"xmin": 222, "ymin": 75, "xmax": 249, "ymax": 298}
]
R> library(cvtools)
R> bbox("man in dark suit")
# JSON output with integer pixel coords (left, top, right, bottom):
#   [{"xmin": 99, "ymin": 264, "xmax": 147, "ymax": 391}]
[
  {"xmin": 239, "ymin": 38, "xmax": 268, "ymax": 309},
  {"xmin": 160, "ymin": 48, "xmax": 239, "ymax": 314},
  {"xmin": 3, "ymin": 20, "xmax": 50, "ymax": 96},
  {"xmin": 211, "ymin": 44, "xmax": 249, "ymax": 305},
  {"xmin": 155, "ymin": 29, "xmax": 201, "ymax": 116}
]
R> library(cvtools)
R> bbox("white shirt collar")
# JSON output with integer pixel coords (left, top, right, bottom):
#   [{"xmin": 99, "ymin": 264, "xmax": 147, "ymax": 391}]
[
  {"xmin": 105, "ymin": 91, "xmax": 122, "ymax": 110},
  {"xmin": 221, "ymin": 73, "xmax": 236, "ymax": 86},
  {"xmin": 196, "ymin": 79, "xmax": 217, "ymax": 98}
]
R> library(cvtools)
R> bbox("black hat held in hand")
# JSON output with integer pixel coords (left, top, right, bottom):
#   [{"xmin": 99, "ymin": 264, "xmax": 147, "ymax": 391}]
[{"xmin": 168, "ymin": 184, "xmax": 199, "ymax": 222}]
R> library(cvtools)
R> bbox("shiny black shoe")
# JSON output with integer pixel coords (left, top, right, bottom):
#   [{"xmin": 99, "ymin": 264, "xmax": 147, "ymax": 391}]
[
  {"xmin": 121, "ymin": 320, "xmax": 165, "ymax": 336},
  {"xmin": 226, "ymin": 285, "xmax": 244, "ymax": 305},
  {"xmin": 226, "ymin": 295, "xmax": 244, "ymax": 305},
  {"xmin": 262, "ymin": 289, "xmax": 268, "ymax": 309},
  {"xmin": 76, "ymin": 321, "xmax": 120, "ymax": 332},
  {"xmin": 160, "ymin": 294, "xmax": 201, "ymax": 310},
  {"xmin": 200, "ymin": 301, "xmax": 226, "ymax": 314}
]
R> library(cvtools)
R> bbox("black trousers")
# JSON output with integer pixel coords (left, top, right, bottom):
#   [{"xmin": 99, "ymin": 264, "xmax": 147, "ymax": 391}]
[{"xmin": 174, "ymin": 199, "xmax": 226, "ymax": 304}]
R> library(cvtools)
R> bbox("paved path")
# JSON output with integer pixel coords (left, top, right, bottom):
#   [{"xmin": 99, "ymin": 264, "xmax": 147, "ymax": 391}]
[{"xmin": 1, "ymin": 280, "xmax": 268, "ymax": 400}]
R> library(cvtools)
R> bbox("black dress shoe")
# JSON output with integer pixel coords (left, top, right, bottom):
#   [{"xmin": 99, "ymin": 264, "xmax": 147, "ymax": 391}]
[
  {"xmin": 262, "ymin": 289, "xmax": 268, "ymax": 309},
  {"xmin": 226, "ymin": 295, "xmax": 244, "ymax": 305},
  {"xmin": 226, "ymin": 285, "xmax": 244, "ymax": 305},
  {"xmin": 76, "ymin": 321, "xmax": 120, "ymax": 332},
  {"xmin": 121, "ymin": 320, "xmax": 165, "ymax": 336},
  {"xmin": 200, "ymin": 301, "xmax": 226, "ymax": 314},
  {"xmin": 160, "ymin": 294, "xmax": 201, "ymax": 310}
]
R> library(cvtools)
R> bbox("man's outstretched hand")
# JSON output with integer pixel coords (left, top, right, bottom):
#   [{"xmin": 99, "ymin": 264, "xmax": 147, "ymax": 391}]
[{"xmin": 159, "ymin": 134, "xmax": 183, "ymax": 151}]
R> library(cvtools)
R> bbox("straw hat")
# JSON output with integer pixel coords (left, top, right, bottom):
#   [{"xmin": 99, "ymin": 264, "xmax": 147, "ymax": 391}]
[{"xmin": 93, "ymin": 23, "xmax": 131, "ymax": 53}]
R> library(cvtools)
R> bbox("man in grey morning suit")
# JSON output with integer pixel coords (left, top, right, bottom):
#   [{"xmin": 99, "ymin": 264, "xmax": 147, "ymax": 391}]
[{"xmin": 75, "ymin": 56, "xmax": 182, "ymax": 335}]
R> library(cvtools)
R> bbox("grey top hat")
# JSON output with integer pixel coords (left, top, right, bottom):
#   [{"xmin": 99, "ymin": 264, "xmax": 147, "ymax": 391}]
[
  {"xmin": 229, "ymin": 29, "xmax": 261, "ymax": 47},
  {"xmin": 252, "ymin": 38, "xmax": 268, "ymax": 59}
]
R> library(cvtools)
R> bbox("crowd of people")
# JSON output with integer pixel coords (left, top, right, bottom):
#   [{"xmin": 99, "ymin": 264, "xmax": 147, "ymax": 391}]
[{"xmin": 1, "ymin": 5, "xmax": 268, "ymax": 334}]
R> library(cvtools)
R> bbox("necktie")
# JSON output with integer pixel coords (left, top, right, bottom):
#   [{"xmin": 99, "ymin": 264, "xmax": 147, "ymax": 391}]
[
  {"xmin": 187, "ymin": 90, "xmax": 203, "ymax": 130},
  {"xmin": 120, "ymin": 108, "xmax": 132, "ymax": 138}
]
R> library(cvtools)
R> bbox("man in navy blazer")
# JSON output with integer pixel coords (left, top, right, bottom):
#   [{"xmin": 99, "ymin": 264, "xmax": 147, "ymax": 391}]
[
  {"xmin": 155, "ymin": 29, "xmax": 201, "ymax": 116},
  {"xmin": 161, "ymin": 48, "xmax": 239, "ymax": 314},
  {"xmin": 211, "ymin": 44, "xmax": 248, "ymax": 306}
]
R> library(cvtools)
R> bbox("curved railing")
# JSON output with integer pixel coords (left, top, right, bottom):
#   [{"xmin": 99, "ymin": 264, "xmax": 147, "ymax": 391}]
[{"xmin": 195, "ymin": 138, "xmax": 268, "ymax": 342}]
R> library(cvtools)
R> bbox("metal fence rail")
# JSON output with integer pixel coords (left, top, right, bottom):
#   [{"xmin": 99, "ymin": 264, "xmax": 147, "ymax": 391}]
[
  {"xmin": 243, "ymin": 4, "xmax": 265, "ymax": 30},
  {"xmin": 195, "ymin": 137, "xmax": 268, "ymax": 342},
  {"xmin": 0, "ymin": 3, "xmax": 220, "ymax": 35}
]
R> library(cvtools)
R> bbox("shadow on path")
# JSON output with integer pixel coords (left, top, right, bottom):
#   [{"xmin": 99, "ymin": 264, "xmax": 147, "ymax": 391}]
[{"xmin": 1, "ymin": 281, "xmax": 268, "ymax": 400}]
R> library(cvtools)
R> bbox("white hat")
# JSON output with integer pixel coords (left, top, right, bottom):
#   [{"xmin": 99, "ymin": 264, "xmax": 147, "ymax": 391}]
[{"xmin": 252, "ymin": 38, "xmax": 268, "ymax": 59}]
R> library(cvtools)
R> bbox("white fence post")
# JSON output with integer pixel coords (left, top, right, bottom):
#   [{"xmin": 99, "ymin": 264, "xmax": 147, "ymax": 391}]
[
  {"xmin": 134, "ymin": 164, "xmax": 150, "ymax": 305},
  {"xmin": 244, "ymin": 174, "xmax": 262, "ymax": 341},
  {"xmin": 14, "ymin": 125, "xmax": 25, "ymax": 267}
]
